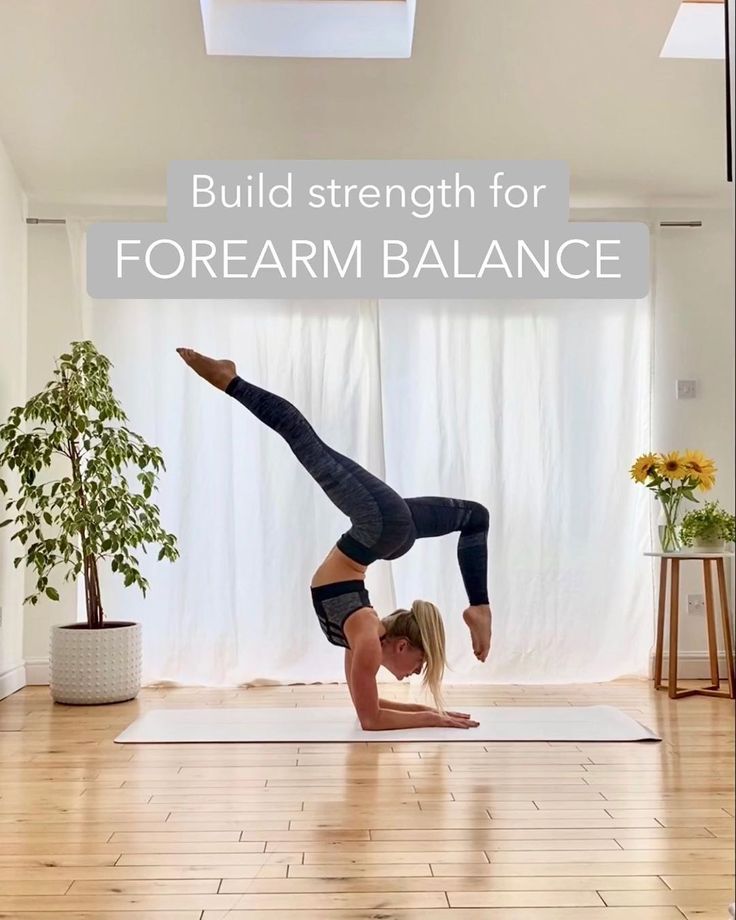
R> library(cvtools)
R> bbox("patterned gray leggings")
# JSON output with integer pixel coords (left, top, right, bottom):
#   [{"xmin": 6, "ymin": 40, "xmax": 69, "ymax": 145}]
[{"xmin": 226, "ymin": 375, "xmax": 489, "ymax": 605}]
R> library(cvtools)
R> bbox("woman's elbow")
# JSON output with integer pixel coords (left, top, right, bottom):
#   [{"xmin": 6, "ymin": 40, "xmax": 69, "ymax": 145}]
[{"xmin": 358, "ymin": 710, "xmax": 380, "ymax": 731}]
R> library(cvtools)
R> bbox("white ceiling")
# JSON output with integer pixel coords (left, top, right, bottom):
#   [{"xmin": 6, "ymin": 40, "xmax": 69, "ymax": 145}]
[{"xmin": 0, "ymin": 0, "xmax": 731, "ymax": 208}]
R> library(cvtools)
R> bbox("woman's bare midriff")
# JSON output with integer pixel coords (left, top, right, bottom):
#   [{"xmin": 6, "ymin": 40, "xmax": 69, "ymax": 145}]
[{"xmin": 311, "ymin": 544, "xmax": 368, "ymax": 588}]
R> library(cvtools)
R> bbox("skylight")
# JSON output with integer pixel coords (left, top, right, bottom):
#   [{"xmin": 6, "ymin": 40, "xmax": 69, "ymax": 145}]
[
  {"xmin": 660, "ymin": 1, "xmax": 726, "ymax": 60},
  {"xmin": 199, "ymin": 0, "xmax": 417, "ymax": 59}
]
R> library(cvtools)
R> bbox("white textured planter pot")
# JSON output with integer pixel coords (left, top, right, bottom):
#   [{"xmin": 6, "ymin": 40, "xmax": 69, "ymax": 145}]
[
  {"xmin": 693, "ymin": 538, "xmax": 726, "ymax": 552},
  {"xmin": 50, "ymin": 622, "xmax": 142, "ymax": 705}
]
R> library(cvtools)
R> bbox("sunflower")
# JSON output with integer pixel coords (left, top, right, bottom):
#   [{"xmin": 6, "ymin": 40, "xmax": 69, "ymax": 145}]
[
  {"xmin": 655, "ymin": 451, "xmax": 689, "ymax": 480},
  {"xmin": 630, "ymin": 453, "xmax": 659, "ymax": 483},
  {"xmin": 682, "ymin": 450, "xmax": 717, "ymax": 491}
]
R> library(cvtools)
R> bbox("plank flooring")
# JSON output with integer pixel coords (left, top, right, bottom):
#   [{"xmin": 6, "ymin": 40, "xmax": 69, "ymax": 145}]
[{"xmin": 0, "ymin": 679, "xmax": 733, "ymax": 920}]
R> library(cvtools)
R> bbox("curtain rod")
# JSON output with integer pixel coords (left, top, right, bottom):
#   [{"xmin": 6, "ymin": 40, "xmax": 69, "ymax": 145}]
[{"xmin": 27, "ymin": 217, "xmax": 704, "ymax": 227}]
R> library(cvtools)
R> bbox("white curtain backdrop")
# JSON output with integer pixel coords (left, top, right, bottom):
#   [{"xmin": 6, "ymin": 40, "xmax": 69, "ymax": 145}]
[
  {"xmin": 379, "ymin": 301, "xmax": 653, "ymax": 682},
  {"xmin": 67, "ymin": 223, "xmax": 653, "ymax": 685}
]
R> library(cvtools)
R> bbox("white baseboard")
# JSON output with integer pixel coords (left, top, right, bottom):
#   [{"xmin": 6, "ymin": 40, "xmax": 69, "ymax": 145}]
[
  {"xmin": 650, "ymin": 651, "xmax": 733, "ymax": 680},
  {"xmin": 15, "ymin": 655, "xmax": 734, "ymax": 691},
  {"xmin": 24, "ymin": 657, "xmax": 50, "ymax": 685},
  {"xmin": 0, "ymin": 664, "xmax": 26, "ymax": 700}
]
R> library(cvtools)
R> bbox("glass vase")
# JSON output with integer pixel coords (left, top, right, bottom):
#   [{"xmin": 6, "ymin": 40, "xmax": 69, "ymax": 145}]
[{"xmin": 658, "ymin": 494, "xmax": 682, "ymax": 553}]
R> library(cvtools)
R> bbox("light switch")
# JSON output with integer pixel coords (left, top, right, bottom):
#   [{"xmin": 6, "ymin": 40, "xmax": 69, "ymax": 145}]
[{"xmin": 676, "ymin": 379, "xmax": 697, "ymax": 399}]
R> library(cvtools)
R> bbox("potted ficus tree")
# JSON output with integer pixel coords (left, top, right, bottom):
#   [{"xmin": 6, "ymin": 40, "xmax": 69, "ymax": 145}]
[{"xmin": 0, "ymin": 340, "xmax": 179, "ymax": 704}]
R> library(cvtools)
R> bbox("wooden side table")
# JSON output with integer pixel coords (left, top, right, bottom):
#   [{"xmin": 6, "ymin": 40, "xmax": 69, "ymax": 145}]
[{"xmin": 645, "ymin": 552, "xmax": 735, "ymax": 700}]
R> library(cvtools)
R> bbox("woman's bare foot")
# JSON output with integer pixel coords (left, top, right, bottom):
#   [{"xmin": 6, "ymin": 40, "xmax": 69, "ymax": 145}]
[
  {"xmin": 176, "ymin": 348, "xmax": 237, "ymax": 391},
  {"xmin": 463, "ymin": 605, "xmax": 492, "ymax": 662}
]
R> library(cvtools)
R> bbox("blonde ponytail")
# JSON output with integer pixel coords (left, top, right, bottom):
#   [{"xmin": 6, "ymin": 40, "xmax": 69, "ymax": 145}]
[{"xmin": 382, "ymin": 600, "xmax": 447, "ymax": 713}]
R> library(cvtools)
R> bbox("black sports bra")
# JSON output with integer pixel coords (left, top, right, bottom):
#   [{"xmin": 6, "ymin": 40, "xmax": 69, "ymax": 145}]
[{"xmin": 310, "ymin": 580, "xmax": 372, "ymax": 648}]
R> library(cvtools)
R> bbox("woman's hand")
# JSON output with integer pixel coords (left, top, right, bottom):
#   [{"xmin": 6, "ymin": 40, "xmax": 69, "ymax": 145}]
[
  {"xmin": 427, "ymin": 711, "xmax": 480, "ymax": 729},
  {"xmin": 423, "ymin": 707, "xmax": 474, "ymax": 720}
]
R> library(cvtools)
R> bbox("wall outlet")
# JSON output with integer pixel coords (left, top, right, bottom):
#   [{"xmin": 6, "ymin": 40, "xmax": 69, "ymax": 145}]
[
  {"xmin": 687, "ymin": 593, "xmax": 705, "ymax": 616},
  {"xmin": 677, "ymin": 379, "xmax": 697, "ymax": 399}
]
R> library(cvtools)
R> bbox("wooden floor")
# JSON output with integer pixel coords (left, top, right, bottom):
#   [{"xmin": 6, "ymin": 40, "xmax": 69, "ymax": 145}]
[{"xmin": 0, "ymin": 680, "xmax": 734, "ymax": 920}]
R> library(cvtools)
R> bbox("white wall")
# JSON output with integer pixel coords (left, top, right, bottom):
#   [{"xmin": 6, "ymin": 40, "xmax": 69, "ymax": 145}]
[
  {"xmin": 653, "ymin": 211, "xmax": 735, "ymax": 669},
  {"xmin": 23, "ymin": 213, "xmax": 162, "ymax": 676},
  {"xmin": 20, "ymin": 205, "xmax": 736, "ymax": 681},
  {"xmin": 22, "ymin": 225, "xmax": 81, "ymax": 680},
  {"xmin": 0, "ymin": 136, "xmax": 28, "ymax": 698},
  {"xmin": 731, "ymin": 0, "xmax": 735, "ymax": 184}
]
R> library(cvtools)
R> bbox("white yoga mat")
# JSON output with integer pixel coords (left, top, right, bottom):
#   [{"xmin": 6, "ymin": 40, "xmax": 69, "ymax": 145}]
[{"xmin": 115, "ymin": 705, "xmax": 660, "ymax": 743}]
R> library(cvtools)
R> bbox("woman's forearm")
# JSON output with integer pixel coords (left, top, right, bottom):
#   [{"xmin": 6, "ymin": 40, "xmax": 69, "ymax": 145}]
[
  {"xmin": 362, "ymin": 707, "xmax": 438, "ymax": 731},
  {"xmin": 378, "ymin": 698, "xmax": 430, "ymax": 713}
]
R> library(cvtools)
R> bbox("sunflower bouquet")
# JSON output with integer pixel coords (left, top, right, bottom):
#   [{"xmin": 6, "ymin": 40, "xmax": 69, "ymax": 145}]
[{"xmin": 629, "ymin": 450, "xmax": 717, "ymax": 552}]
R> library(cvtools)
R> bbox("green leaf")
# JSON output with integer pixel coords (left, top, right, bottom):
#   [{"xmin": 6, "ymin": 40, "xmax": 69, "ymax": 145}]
[
  {"xmin": 45, "ymin": 586, "xmax": 59, "ymax": 601},
  {"xmin": 1, "ymin": 341, "xmax": 179, "ymax": 598},
  {"xmin": 0, "ymin": 519, "xmax": 12, "ymax": 528}
]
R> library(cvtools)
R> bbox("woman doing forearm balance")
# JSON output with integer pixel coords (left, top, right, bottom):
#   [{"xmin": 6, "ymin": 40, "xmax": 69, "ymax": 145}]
[{"xmin": 177, "ymin": 349, "xmax": 492, "ymax": 731}]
